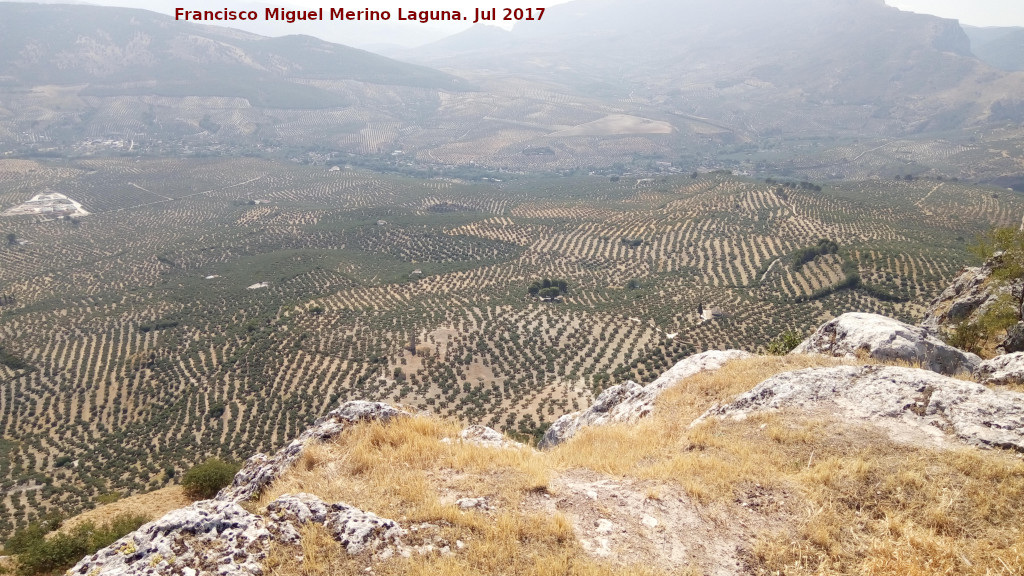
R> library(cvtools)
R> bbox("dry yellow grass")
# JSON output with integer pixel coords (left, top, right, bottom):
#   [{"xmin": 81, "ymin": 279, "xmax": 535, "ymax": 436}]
[
  {"xmin": 259, "ymin": 416, "xmax": 659, "ymax": 576},
  {"xmin": 549, "ymin": 355, "xmax": 1024, "ymax": 575},
  {"xmin": 258, "ymin": 355, "xmax": 1024, "ymax": 576},
  {"xmin": 58, "ymin": 486, "xmax": 187, "ymax": 534}
]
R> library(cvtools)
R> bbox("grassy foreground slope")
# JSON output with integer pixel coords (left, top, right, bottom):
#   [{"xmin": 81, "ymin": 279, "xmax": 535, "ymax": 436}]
[
  {"xmin": 0, "ymin": 157, "xmax": 1021, "ymax": 537},
  {"xmin": 256, "ymin": 355, "xmax": 1024, "ymax": 575}
]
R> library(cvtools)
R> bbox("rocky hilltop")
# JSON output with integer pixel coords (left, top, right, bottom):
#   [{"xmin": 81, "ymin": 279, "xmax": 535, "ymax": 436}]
[
  {"xmin": 922, "ymin": 254, "xmax": 1024, "ymax": 355},
  {"xmin": 59, "ymin": 307, "xmax": 1024, "ymax": 576}
]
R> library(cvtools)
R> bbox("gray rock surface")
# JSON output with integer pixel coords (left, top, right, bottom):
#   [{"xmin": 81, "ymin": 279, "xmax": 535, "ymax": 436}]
[
  {"xmin": 700, "ymin": 365, "xmax": 1024, "ymax": 452},
  {"xmin": 920, "ymin": 263, "xmax": 995, "ymax": 331},
  {"xmin": 998, "ymin": 321, "xmax": 1024, "ymax": 354},
  {"xmin": 455, "ymin": 497, "xmax": 491, "ymax": 511},
  {"xmin": 920, "ymin": 256, "xmax": 1024, "ymax": 354},
  {"xmin": 791, "ymin": 312, "xmax": 980, "ymax": 376},
  {"xmin": 67, "ymin": 500, "xmax": 271, "ymax": 576},
  {"xmin": 68, "ymin": 493, "xmax": 412, "ymax": 576},
  {"xmin": 977, "ymin": 352, "xmax": 1024, "ymax": 386},
  {"xmin": 539, "ymin": 350, "xmax": 752, "ymax": 449},
  {"xmin": 457, "ymin": 425, "xmax": 525, "ymax": 449},
  {"xmin": 66, "ymin": 403, "xmax": 432, "ymax": 575},
  {"xmin": 265, "ymin": 493, "xmax": 408, "ymax": 556},
  {"xmin": 217, "ymin": 401, "xmax": 409, "ymax": 502}
]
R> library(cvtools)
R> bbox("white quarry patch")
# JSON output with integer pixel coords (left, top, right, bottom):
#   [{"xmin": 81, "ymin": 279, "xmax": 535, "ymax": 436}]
[{"xmin": 1, "ymin": 192, "xmax": 89, "ymax": 217}]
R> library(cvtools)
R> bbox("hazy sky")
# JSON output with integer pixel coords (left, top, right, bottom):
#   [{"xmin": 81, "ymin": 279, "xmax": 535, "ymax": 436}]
[
  {"xmin": 885, "ymin": 0, "xmax": 1024, "ymax": 27},
  {"xmin": 29, "ymin": 0, "xmax": 1023, "ymax": 28},
  {"xmin": 11, "ymin": 0, "xmax": 1024, "ymax": 31},
  {"xmin": 274, "ymin": 0, "xmax": 1024, "ymax": 27}
]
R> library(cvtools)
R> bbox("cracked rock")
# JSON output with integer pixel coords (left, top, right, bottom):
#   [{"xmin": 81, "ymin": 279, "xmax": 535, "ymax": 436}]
[{"xmin": 699, "ymin": 365, "xmax": 1024, "ymax": 452}]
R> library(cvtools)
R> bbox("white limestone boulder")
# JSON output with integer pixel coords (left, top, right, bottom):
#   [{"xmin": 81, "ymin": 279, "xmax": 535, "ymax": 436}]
[
  {"xmin": 920, "ymin": 264, "xmax": 995, "ymax": 331},
  {"xmin": 977, "ymin": 352, "xmax": 1024, "ymax": 387},
  {"xmin": 66, "ymin": 493, "xmax": 413, "ymax": 576},
  {"xmin": 456, "ymin": 425, "xmax": 526, "ymax": 449},
  {"xmin": 791, "ymin": 312, "xmax": 980, "ymax": 376},
  {"xmin": 66, "ymin": 500, "xmax": 270, "ymax": 576},
  {"xmin": 699, "ymin": 365, "xmax": 1024, "ymax": 452}
]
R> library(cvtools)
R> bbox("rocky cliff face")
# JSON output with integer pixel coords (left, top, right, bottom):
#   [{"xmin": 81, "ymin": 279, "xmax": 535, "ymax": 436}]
[
  {"xmin": 67, "ymin": 402, "xmax": 448, "ymax": 576},
  {"xmin": 921, "ymin": 262, "xmax": 996, "ymax": 330},
  {"xmin": 216, "ymin": 401, "xmax": 409, "ymax": 503}
]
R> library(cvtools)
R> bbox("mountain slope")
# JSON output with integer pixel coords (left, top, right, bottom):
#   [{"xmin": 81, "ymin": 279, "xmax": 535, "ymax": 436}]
[
  {"xmin": 412, "ymin": 0, "xmax": 1024, "ymax": 133},
  {"xmin": 0, "ymin": 2, "xmax": 467, "ymax": 103},
  {"xmin": 965, "ymin": 25, "xmax": 1024, "ymax": 72}
]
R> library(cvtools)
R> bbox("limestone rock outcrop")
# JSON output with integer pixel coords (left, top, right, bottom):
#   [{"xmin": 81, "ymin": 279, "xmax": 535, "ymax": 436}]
[
  {"xmin": 920, "ymin": 263, "xmax": 996, "ymax": 331},
  {"xmin": 539, "ymin": 350, "xmax": 752, "ymax": 448},
  {"xmin": 920, "ymin": 256, "xmax": 1024, "ymax": 354},
  {"xmin": 67, "ymin": 500, "xmax": 270, "ymax": 576},
  {"xmin": 791, "ymin": 312, "xmax": 980, "ymax": 376},
  {"xmin": 977, "ymin": 352, "xmax": 1024, "ymax": 386},
  {"xmin": 66, "ymin": 493, "xmax": 416, "ymax": 576},
  {"xmin": 699, "ymin": 365, "xmax": 1024, "ymax": 452},
  {"xmin": 217, "ymin": 401, "xmax": 408, "ymax": 503},
  {"xmin": 457, "ymin": 425, "xmax": 526, "ymax": 449},
  {"xmin": 265, "ymin": 493, "xmax": 409, "ymax": 556}
]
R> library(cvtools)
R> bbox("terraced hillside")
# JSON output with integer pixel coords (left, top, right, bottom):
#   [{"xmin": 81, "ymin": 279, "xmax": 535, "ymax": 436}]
[{"xmin": 0, "ymin": 157, "xmax": 1019, "ymax": 537}]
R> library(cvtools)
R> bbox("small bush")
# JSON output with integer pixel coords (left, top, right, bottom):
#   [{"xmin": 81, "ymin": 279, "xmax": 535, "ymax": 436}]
[
  {"xmin": 3, "ymin": 516, "xmax": 59, "ymax": 555},
  {"xmin": 9, "ymin": 513, "xmax": 147, "ymax": 576},
  {"xmin": 945, "ymin": 320, "xmax": 984, "ymax": 355},
  {"xmin": 180, "ymin": 458, "xmax": 240, "ymax": 500},
  {"xmin": 766, "ymin": 330, "xmax": 803, "ymax": 355},
  {"xmin": 95, "ymin": 492, "xmax": 120, "ymax": 505}
]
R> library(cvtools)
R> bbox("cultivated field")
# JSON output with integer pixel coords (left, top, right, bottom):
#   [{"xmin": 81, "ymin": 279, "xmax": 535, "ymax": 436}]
[{"xmin": 0, "ymin": 157, "xmax": 1017, "ymax": 537}]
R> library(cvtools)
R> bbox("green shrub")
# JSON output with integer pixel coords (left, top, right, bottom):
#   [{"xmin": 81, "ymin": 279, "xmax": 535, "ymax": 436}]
[
  {"xmin": 86, "ymin": 514, "xmax": 149, "ymax": 551},
  {"xmin": 15, "ymin": 529, "xmax": 90, "ymax": 576},
  {"xmin": 767, "ymin": 330, "xmax": 803, "ymax": 355},
  {"xmin": 9, "ymin": 513, "xmax": 147, "ymax": 576},
  {"xmin": 207, "ymin": 401, "xmax": 226, "ymax": 419},
  {"xmin": 180, "ymin": 458, "xmax": 240, "ymax": 500},
  {"xmin": 0, "ymin": 347, "xmax": 31, "ymax": 372},
  {"xmin": 945, "ymin": 320, "xmax": 984, "ymax": 355},
  {"xmin": 3, "ymin": 517, "xmax": 59, "ymax": 555}
]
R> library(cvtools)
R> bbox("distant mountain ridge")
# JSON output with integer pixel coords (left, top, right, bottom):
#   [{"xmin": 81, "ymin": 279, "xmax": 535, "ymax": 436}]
[
  {"xmin": 0, "ymin": 2, "xmax": 467, "ymax": 105},
  {"xmin": 408, "ymin": 0, "xmax": 1024, "ymax": 133},
  {"xmin": 0, "ymin": 0, "xmax": 1022, "ymax": 181},
  {"xmin": 964, "ymin": 25, "xmax": 1024, "ymax": 72}
]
